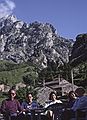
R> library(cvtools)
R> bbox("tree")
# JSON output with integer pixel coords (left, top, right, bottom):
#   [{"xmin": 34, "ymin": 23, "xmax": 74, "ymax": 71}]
[{"xmin": 23, "ymin": 71, "xmax": 38, "ymax": 87}]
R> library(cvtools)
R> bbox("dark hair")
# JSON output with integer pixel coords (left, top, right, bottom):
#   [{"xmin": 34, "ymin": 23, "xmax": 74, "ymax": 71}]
[
  {"xmin": 8, "ymin": 88, "xmax": 16, "ymax": 98},
  {"xmin": 26, "ymin": 92, "xmax": 33, "ymax": 97},
  {"xmin": 75, "ymin": 87, "xmax": 85, "ymax": 95},
  {"xmin": 49, "ymin": 91, "xmax": 57, "ymax": 100},
  {"xmin": 8, "ymin": 88, "xmax": 16, "ymax": 95},
  {"xmin": 68, "ymin": 91, "xmax": 75, "ymax": 99}
]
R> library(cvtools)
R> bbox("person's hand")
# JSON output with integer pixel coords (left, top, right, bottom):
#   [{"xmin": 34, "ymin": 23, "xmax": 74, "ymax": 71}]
[
  {"xmin": 22, "ymin": 109, "xmax": 26, "ymax": 112},
  {"xmin": 5, "ymin": 110, "xmax": 10, "ymax": 116}
]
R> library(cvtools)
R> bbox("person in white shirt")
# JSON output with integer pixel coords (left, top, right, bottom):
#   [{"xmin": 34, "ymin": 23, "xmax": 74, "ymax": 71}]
[
  {"xmin": 44, "ymin": 91, "xmax": 62, "ymax": 120},
  {"xmin": 45, "ymin": 92, "xmax": 62, "ymax": 108}
]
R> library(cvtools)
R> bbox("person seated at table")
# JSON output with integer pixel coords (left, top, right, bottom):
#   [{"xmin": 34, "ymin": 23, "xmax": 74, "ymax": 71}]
[
  {"xmin": 45, "ymin": 91, "xmax": 62, "ymax": 108},
  {"xmin": 21, "ymin": 92, "xmax": 39, "ymax": 112},
  {"xmin": 21, "ymin": 92, "xmax": 39, "ymax": 120},
  {"xmin": 61, "ymin": 91, "xmax": 76, "ymax": 120},
  {"xmin": 44, "ymin": 91, "xmax": 62, "ymax": 120},
  {"xmin": 67, "ymin": 91, "xmax": 77, "ymax": 108},
  {"xmin": 72, "ymin": 87, "xmax": 87, "ymax": 111},
  {"xmin": 62, "ymin": 87, "xmax": 87, "ymax": 120},
  {"xmin": 1, "ymin": 88, "xmax": 22, "ymax": 120}
]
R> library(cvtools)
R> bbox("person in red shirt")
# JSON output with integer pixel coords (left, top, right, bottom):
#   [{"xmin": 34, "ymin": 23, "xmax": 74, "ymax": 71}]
[{"xmin": 1, "ymin": 88, "xmax": 22, "ymax": 120}]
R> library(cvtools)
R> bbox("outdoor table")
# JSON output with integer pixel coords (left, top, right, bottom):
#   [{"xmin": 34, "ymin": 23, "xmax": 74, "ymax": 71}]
[
  {"xmin": 45, "ymin": 103, "xmax": 65, "ymax": 120},
  {"xmin": 29, "ymin": 104, "xmax": 64, "ymax": 120},
  {"xmin": 27, "ymin": 108, "xmax": 46, "ymax": 120}
]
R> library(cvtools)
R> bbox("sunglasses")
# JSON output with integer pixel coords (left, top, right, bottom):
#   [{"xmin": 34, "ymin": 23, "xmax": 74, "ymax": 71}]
[{"xmin": 10, "ymin": 92, "xmax": 16, "ymax": 95}]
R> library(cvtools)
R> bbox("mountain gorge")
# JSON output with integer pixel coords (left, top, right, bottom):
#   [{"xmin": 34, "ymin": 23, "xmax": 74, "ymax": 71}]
[{"xmin": 0, "ymin": 15, "xmax": 73, "ymax": 69}]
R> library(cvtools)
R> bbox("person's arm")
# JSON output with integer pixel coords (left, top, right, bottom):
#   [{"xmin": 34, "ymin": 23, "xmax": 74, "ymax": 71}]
[
  {"xmin": 1, "ymin": 100, "xmax": 6, "ymax": 114},
  {"xmin": 21, "ymin": 101, "xmax": 29, "ymax": 113},
  {"xmin": 72, "ymin": 98, "xmax": 80, "ymax": 111},
  {"xmin": 75, "ymin": 96, "xmax": 87, "ymax": 110},
  {"xmin": 21, "ymin": 102, "xmax": 26, "ymax": 111},
  {"xmin": 1, "ymin": 100, "xmax": 9, "ymax": 115},
  {"xmin": 44, "ymin": 101, "xmax": 52, "ymax": 108},
  {"xmin": 16, "ymin": 100, "xmax": 22, "ymax": 112},
  {"xmin": 31, "ymin": 101, "xmax": 39, "ymax": 109}
]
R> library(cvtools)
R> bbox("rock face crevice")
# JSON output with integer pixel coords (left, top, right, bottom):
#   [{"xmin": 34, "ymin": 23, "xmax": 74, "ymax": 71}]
[
  {"xmin": 70, "ymin": 34, "xmax": 87, "ymax": 67},
  {"xmin": 0, "ymin": 15, "xmax": 73, "ymax": 69}
]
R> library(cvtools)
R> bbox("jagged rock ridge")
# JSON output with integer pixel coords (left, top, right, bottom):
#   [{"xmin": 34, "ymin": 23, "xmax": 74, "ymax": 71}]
[
  {"xmin": 70, "ymin": 33, "xmax": 87, "ymax": 66},
  {"xmin": 0, "ymin": 15, "xmax": 73, "ymax": 68}
]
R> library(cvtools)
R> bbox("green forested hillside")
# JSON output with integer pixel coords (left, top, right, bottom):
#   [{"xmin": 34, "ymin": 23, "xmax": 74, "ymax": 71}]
[
  {"xmin": 0, "ymin": 60, "xmax": 87, "ymax": 104},
  {"xmin": 0, "ymin": 60, "xmax": 38, "ymax": 86}
]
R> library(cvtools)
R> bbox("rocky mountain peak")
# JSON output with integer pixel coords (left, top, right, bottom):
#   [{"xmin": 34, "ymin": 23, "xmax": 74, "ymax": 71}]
[{"xmin": 0, "ymin": 15, "xmax": 73, "ymax": 69}]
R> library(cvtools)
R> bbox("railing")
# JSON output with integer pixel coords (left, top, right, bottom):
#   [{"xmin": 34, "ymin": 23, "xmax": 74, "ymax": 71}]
[
  {"xmin": 28, "ymin": 108, "xmax": 46, "ymax": 120},
  {"xmin": 0, "ymin": 108, "xmax": 47, "ymax": 120},
  {"xmin": 62, "ymin": 108, "xmax": 87, "ymax": 120},
  {"xmin": 45, "ymin": 103, "xmax": 65, "ymax": 120},
  {"xmin": 0, "ymin": 106, "xmax": 87, "ymax": 120}
]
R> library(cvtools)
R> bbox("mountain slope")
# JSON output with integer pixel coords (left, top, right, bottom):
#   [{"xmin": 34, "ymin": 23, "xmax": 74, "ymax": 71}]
[
  {"xmin": 0, "ymin": 15, "xmax": 73, "ymax": 69},
  {"xmin": 0, "ymin": 60, "xmax": 37, "ymax": 85}
]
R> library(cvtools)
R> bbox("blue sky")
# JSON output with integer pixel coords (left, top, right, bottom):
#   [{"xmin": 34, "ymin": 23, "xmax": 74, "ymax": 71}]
[{"xmin": 0, "ymin": 0, "xmax": 87, "ymax": 40}]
